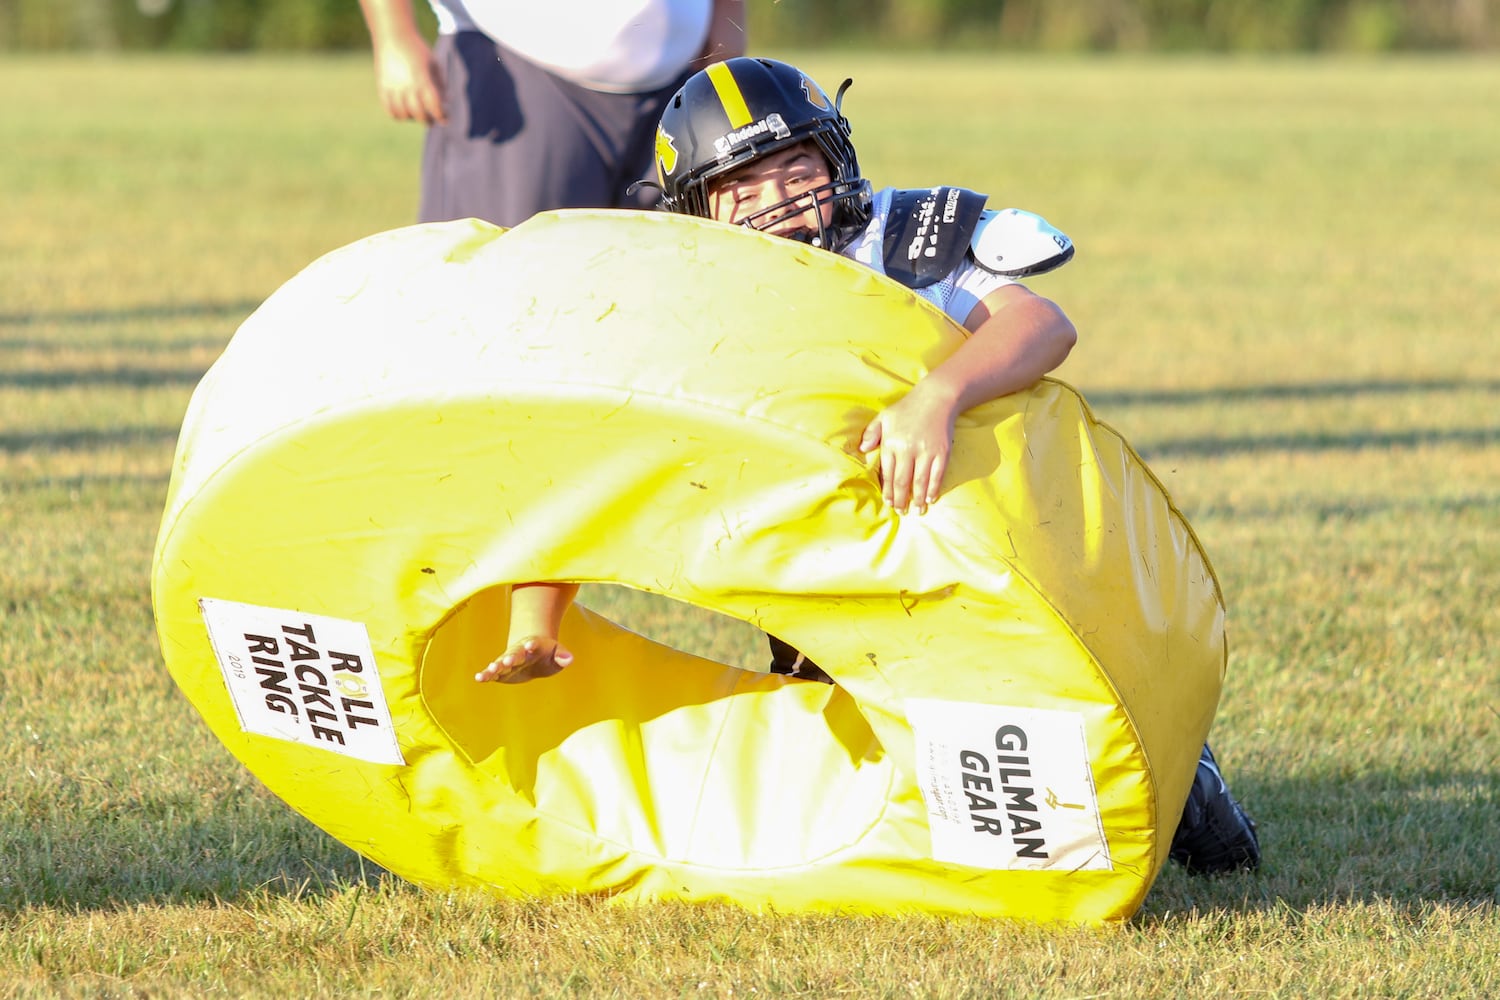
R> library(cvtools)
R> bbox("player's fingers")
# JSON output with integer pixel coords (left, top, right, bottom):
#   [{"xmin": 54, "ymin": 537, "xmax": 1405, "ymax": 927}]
[
  {"xmin": 887, "ymin": 450, "xmax": 916, "ymax": 514},
  {"xmin": 878, "ymin": 444, "xmax": 897, "ymax": 507},
  {"xmin": 921, "ymin": 452, "xmax": 948, "ymax": 513},
  {"xmin": 499, "ymin": 645, "xmax": 571, "ymax": 684},
  {"xmin": 910, "ymin": 453, "xmax": 937, "ymax": 515},
  {"xmin": 489, "ymin": 637, "xmax": 571, "ymax": 683},
  {"xmin": 474, "ymin": 656, "xmax": 512, "ymax": 683}
]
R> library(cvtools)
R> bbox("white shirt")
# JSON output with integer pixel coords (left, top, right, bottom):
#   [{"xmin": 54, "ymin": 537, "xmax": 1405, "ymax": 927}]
[
  {"xmin": 429, "ymin": 0, "xmax": 711, "ymax": 93},
  {"xmin": 844, "ymin": 187, "xmax": 1017, "ymax": 328}
]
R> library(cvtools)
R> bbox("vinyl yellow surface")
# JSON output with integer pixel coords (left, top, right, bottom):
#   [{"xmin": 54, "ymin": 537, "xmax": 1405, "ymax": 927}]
[{"xmin": 152, "ymin": 210, "xmax": 1226, "ymax": 923}]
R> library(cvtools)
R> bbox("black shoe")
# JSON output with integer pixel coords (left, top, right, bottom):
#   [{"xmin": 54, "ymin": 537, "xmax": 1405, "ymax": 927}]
[{"xmin": 1168, "ymin": 744, "xmax": 1261, "ymax": 876}]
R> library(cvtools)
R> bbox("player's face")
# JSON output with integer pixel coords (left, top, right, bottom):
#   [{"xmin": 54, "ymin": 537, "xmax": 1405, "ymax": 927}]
[{"xmin": 707, "ymin": 142, "xmax": 834, "ymax": 242}]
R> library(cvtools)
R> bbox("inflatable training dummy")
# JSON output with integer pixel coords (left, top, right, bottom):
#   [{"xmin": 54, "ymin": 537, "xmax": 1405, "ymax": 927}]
[{"xmin": 152, "ymin": 210, "xmax": 1226, "ymax": 924}]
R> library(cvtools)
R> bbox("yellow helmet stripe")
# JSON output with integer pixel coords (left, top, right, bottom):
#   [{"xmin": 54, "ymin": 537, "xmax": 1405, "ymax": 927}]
[{"xmin": 706, "ymin": 61, "xmax": 753, "ymax": 129}]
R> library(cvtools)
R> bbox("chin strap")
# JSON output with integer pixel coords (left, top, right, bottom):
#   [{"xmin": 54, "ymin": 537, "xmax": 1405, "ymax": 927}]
[{"xmin": 625, "ymin": 178, "xmax": 664, "ymax": 201}]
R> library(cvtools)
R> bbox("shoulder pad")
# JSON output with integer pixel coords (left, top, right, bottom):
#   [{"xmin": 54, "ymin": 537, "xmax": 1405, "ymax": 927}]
[
  {"xmin": 880, "ymin": 186, "xmax": 988, "ymax": 290},
  {"xmin": 970, "ymin": 208, "xmax": 1074, "ymax": 277}
]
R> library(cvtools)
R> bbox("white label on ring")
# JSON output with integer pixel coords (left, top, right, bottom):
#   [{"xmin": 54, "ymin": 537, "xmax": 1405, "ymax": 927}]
[
  {"xmin": 199, "ymin": 597, "xmax": 405, "ymax": 765},
  {"xmin": 907, "ymin": 699, "xmax": 1110, "ymax": 871}
]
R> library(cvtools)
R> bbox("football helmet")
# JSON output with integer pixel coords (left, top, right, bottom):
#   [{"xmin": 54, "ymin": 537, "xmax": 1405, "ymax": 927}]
[{"xmin": 655, "ymin": 57, "xmax": 871, "ymax": 251}]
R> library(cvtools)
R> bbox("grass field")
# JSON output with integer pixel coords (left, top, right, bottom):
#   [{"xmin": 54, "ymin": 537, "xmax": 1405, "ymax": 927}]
[{"xmin": 2, "ymin": 52, "xmax": 1498, "ymax": 997}]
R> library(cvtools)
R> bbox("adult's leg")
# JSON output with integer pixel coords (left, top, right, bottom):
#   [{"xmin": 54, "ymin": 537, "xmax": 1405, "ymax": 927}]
[{"xmin": 419, "ymin": 33, "xmax": 617, "ymax": 227}]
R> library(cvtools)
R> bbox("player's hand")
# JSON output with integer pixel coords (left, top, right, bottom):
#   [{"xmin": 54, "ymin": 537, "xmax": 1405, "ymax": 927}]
[
  {"xmin": 373, "ymin": 34, "xmax": 447, "ymax": 125},
  {"xmin": 475, "ymin": 635, "xmax": 573, "ymax": 684},
  {"xmin": 858, "ymin": 388, "xmax": 957, "ymax": 515}
]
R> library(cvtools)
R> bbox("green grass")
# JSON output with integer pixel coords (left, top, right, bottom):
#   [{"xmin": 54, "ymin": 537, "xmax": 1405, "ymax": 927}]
[{"xmin": 3, "ymin": 52, "xmax": 1498, "ymax": 997}]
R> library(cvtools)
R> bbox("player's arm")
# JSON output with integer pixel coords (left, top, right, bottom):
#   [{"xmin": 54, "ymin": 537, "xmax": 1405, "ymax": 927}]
[
  {"xmin": 859, "ymin": 284, "xmax": 1076, "ymax": 515},
  {"xmin": 476, "ymin": 582, "xmax": 579, "ymax": 683},
  {"xmin": 358, "ymin": 0, "xmax": 448, "ymax": 124}
]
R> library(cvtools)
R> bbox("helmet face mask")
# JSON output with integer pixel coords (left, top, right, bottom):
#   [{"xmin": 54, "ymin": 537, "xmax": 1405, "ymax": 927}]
[
  {"xmin": 726, "ymin": 172, "xmax": 865, "ymax": 248},
  {"xmin": 656, "ymin": 58, "xmax": 872, "ymax": 251}
]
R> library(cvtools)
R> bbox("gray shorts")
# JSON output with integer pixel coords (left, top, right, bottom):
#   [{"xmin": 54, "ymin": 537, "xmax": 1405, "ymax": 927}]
[{"xmin": 419, "ymin": 32, "xmax": 689, "ymax": 227}]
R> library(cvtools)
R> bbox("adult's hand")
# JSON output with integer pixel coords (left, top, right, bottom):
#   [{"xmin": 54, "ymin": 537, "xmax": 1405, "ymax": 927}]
[{"xmin": 360, "ymin": 0, "xmax": 448, "ymax": 124}]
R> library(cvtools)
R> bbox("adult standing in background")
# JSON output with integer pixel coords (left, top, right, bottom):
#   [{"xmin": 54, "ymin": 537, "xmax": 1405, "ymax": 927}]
[{"xmin": 358, "ymin": 0, "xmax": 747, "ymax": 227}]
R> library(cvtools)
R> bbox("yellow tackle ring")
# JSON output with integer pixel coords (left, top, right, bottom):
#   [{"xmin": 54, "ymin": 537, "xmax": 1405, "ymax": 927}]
[{"xmin": 151, "ymin": 210, "xmax": 1225, "ymax": 923}]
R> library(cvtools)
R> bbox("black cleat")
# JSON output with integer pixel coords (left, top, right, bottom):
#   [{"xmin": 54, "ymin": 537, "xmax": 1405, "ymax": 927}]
[
  {"xmin": 767, "ymin": 634, "xmax": 834, "ymax": 684},
  {"xmin": 1169, "ymin": 744, "xmax": 1261, "ymax": 876}
]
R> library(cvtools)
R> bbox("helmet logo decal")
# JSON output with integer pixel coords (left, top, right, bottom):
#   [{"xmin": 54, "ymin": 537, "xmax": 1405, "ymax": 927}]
[
  {"xmin": 655, "ymin": 126, "xmax": 679, "ymax": 178},
  {"xmin": 800, "ymin": 75, "xmax": 829, "ymax": 111},
  {"xmin": 713, "ymin": 113, "xmax": 791, "ymax": 162}
]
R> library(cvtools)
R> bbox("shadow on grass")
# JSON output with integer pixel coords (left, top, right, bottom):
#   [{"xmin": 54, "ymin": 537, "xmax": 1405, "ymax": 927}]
[
  {"xmin": 4, "ymin": 761, "xmax": 1494, "ymax": 917},
  {"xmin": 0, "ymin": 808, "xmax": 389, "ymax": 915},
  {"xmin": 1139, "ymin": 425, "xmax": 1499, "ymax": 461},
  {"xmin": 1084, "ymin": 377, "xmax": 1500, "ymax": 460},
  {"xmin": 1139, "ymin": 765, "xmax": 1500, "ymax": 919},
  {"xmin": 0, "ymin": 300, "xmax": 260, "ymax": 329},
  {"xmin": 1086, "ymin": 377, "xmax": 1500, "ymax": 408},
  {"xmin": 0, "ymin": 426, "xmax": 181, "ymax": 455},
  {"xmin": 0, "ymin": 366, "xmax": 209, "ymax": 389},
  {"xmin": 1189, "ymin": 492, "xmax": 1500, "ymax": 522}
]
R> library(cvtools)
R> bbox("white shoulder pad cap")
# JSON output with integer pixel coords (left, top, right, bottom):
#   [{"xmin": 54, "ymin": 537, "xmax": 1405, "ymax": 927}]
[{"xmin": 970, "ymin": 208, "xmax": 1075, "ymax": 277}]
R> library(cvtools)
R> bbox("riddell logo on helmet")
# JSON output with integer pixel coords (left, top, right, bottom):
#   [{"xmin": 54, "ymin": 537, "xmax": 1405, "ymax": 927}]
[{"xmin": 713, "ymin": 113, "xmax": 791, "ymax": 161}]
